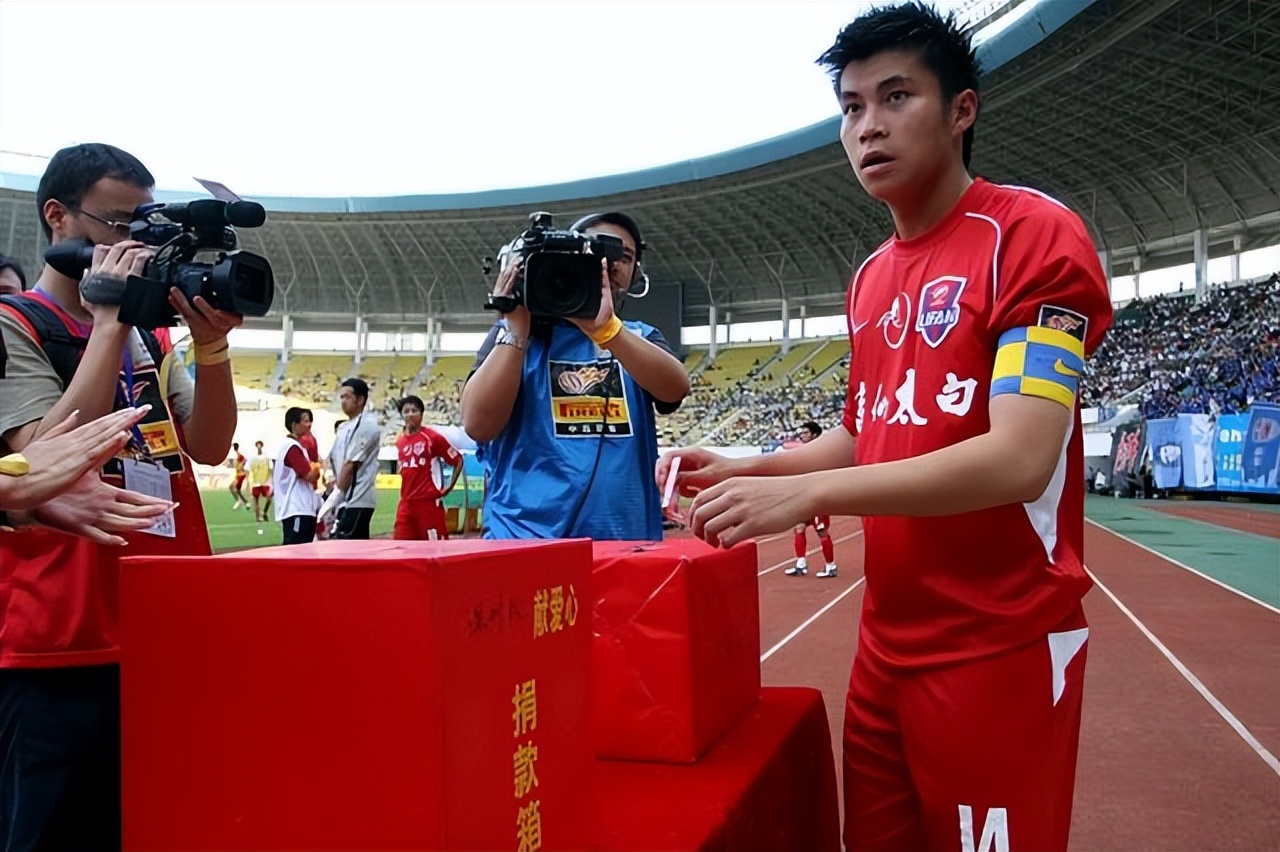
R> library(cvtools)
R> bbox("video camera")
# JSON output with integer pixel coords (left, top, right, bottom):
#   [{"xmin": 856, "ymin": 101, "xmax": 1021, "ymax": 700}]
[
  {"xmin": 44, "ymin": 199, "xmax": 274, "ymax": 329},
  {"xmin": 483, "ymin": 211, "xmax": 626, "ymax": 320}
]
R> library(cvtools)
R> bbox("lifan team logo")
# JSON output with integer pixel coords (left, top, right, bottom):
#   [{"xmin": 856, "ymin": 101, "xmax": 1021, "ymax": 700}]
[{"xmin": 915, "ymin": 276, "xmax": 967, "ymax": 348}]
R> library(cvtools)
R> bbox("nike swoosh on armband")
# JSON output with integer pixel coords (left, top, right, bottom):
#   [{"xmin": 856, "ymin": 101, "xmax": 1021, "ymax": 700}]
[{"xmin": 1053, "ymin": 359, "xmax": 1080, "ymax": 378}]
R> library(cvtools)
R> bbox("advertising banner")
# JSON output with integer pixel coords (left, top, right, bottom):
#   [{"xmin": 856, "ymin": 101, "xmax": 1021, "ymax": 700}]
[
  {"xmin": 1241, "ymin": 404, "xmax": 1280, "ymax": 494},
  {"xmin": 1176, "ymin": 413, "xmax": 1216, "ymax": 489},
  {"xmin": 1214, "ymin": 414, "xmax": 1248, "ymax": 493},
  {"xmin": 1146, "ymin": 418, "xmax": 1181, "ymax": 489}
]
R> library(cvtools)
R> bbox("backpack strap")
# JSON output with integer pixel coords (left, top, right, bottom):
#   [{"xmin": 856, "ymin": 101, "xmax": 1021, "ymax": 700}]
[{"xmin": 0, "ymin": 293, "xmax": 87, "ymax": 389}]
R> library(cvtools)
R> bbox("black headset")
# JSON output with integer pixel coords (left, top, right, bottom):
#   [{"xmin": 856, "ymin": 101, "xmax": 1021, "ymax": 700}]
[{"xmin": 570, "ymin": 211, "xmax": 650, "ymax": 299}]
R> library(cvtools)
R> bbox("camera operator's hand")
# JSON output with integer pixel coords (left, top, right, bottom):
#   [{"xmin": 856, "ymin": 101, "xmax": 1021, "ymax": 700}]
[
  {"xmin": 569, "ymin": 258, "xmax": 618, "ymax": 339},
  {"xmin": 81, "ymin": 240, "xmax": 153, "ymax": 323},
  {"xmin": 168, "ymin": 289, "xmax": 243, "ymax": 345},
  {"xmin": 492, "ymin": 257, "xmax": 531, "ymax": 338}
]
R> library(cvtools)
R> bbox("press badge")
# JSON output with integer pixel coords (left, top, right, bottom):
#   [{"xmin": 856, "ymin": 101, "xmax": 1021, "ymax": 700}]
[{"xmin": 122, "ymin": 457, "xmax": 176, "ymax": 538}]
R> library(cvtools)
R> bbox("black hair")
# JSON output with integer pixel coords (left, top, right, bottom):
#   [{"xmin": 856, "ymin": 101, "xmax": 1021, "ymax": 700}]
[
  {"xmin": 800, "ymin": 420, "xmax": 823, "ymax": 436},
  {"xmin": 0, "ymin": 255, "xmax": 27, "ymax": 290},
  {"xmin": 399, "ymin": 394, "xmax": 425, "ymax": 413},
  {"xmin": 232, "ymin": 442, "xmax": 240, "ymax": 450},
  {"xmin": 36, "ymin": 143, "xmax": 155, "ymax": 242},
  {"xmin": 340, "ymin": 377, "xmax": 369, "ymax": 401},
  {"xmin": 817, "ymin": 2, "xmax": 980, "ymax": 168},
  {"xmin": 572, "ymin": 211, "xmax": 645, "ymax": 262},
  {"xmin": 285, "ymin": 407, "xmax": 307, "ymax": 432}
]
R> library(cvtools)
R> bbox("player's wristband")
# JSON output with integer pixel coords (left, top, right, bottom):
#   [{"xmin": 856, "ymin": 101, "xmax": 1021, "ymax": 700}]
[
  {"xmin": 193, "ymin": 338, "xmax": 231, "ymax": 367},
  {"xmin": 588, "ymin": 316, "xmax": 624, "ymax": 346}
]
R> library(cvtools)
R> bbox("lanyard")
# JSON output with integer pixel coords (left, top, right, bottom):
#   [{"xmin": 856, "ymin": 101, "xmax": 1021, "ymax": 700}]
[{"xmin": 118, "ymin": 346, "xmax": 153, "ymax": 462}]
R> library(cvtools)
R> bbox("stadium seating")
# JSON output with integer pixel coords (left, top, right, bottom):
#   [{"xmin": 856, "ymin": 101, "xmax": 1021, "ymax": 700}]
[
  {"xmin": 1083, "ymin": 273, "xmax": 1279, "ymax": 417},
  {"xmin": 227, "ymin": 270, "xmax": 1280, "ymax": 454},
  {"xmin": 279, "ymin": 354, "xmax": 354, "ymax": 405},
  {"xmin": 230, "ymin": 351, "xmax": 279, "ymax": 391}
]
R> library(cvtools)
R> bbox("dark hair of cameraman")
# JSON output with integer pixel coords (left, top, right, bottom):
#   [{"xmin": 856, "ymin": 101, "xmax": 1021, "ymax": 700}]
[{"xmin": 36, "ymin": 142, "xmax": 154, "ymax": 243}]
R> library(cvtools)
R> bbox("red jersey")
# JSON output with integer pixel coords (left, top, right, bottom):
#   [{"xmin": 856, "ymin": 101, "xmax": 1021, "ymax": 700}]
[
  {"xmin": 395, "ymin": 427, "xmax": 461, "ymax": 502},
  {"xmin": 298, "ymin": 431, "xmax": 319, "ymax": 463},
  {"xmin": 841, "ymin": 178, "xmax": 1112, "ymax": 669}
]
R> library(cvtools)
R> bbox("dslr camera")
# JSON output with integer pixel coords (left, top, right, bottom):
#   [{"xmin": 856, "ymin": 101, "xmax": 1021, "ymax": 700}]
[
  {"xmin": 483, "ymin": 211, "xmax": 625, "ymax": 319},
  {"xmin": 44, "ymin": 199, "xmax": 274, "ymax": 329}
]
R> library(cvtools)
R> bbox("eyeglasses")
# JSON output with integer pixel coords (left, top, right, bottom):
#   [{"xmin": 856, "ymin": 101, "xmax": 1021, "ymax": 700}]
[{"xmin": 61, "ymin": 202, "xmax": 132, "ymax": 236}]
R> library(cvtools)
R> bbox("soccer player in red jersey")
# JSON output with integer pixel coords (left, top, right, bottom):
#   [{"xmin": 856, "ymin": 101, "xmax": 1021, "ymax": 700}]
[
  {"xmin": 784, "ymin": 421, "xmax": 838, "ymax": 578},
  {"xmin": 658, "ymin": 5, "xmax": 1112, "ymax": 850},
  {"xmin": 393, "ymin": 395, "xmax": 463, "ymax": 540}
]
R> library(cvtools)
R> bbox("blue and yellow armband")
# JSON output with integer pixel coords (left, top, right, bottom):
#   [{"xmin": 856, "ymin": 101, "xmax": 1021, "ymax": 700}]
[{"xmin": 990, "ymin": 326, "xmax": 1085, "ymax": 409}]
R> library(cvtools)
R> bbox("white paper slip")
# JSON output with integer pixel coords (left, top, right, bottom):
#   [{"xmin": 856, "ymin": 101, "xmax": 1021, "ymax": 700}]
[
  {"xmin": 122, "ymin": 458, "xmax": 176, "ymax": 538},
  {"xmin": 661, "ymin": 456, "xmax": 681, "ymax": 509}
]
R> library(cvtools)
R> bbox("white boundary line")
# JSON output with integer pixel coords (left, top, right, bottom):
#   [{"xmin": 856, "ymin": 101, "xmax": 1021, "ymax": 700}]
[
  {"xmin": 1086, "ymin": 518, "xmax": 1279, "ymax": 614},
  {"xmin": 1086, "ymin": 566, "xmax": 1280, "ymax": 776},
  {"xmin": 758, "ymin": 530, "xmax": 864, "ymax": 577},
  {"xmin": 761, "ymin": 578, "xmax": 865, "ymax": 663}
]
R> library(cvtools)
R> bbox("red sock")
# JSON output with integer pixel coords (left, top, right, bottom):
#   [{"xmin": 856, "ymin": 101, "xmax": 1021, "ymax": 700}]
[
  {"xmin": 820, "ymin": 534, "xmax": 834, "ymax": 563},
  {"xmin": 793, "ymin": 531, "xmax": 807, "ymax": 559}
]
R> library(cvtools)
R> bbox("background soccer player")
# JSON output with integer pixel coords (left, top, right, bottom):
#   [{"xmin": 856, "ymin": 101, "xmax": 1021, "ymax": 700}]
[
  {"xmin": 658, "ymin": 4, "xmax": 1113, "ymax": 850},
  {"xmin": 784, "ymin": 420, "xmax": 838, "ymax": 578},
  {"xmin": 394, "ymin": 395, "xmax": 463, "ymax": 540},
  {"xmin": 248, "ymin": 440, "xmax": 273, "ymax": 522},
  {"xmin": 228, "ymin": 442, "xmax": 248, "ymax": 510}
]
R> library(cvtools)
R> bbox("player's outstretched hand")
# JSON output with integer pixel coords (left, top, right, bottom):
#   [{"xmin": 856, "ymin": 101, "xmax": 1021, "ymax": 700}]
[
  {"xmin": 27, "ymin": 470, "xmax": 176, "ymax": 546},
  {"xmin": 688, "ymin": 474, "xmax": 811, "ymax": 549},
  {"xmin": 655, "ymin": 447, "xmax": 740, "ymax": 500},
  {"xmin": 3, "ymin": 406, "xmax": 152, "ymax": 510}
]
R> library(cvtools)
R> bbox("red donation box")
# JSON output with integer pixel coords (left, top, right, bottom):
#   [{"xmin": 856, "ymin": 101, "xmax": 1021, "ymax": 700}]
[
  {"xmin": 119, "ymin": 539, "xmax": 593, "ymax": 851},
  {"xmin": 591, "ymin": 539, "xmax": 761, "ymax": 763}
]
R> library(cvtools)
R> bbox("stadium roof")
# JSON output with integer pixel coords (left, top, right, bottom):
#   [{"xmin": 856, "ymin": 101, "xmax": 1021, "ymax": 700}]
[{"xmin": 2, "ymin": 0, "xmax": 1277, "ymax": 332}]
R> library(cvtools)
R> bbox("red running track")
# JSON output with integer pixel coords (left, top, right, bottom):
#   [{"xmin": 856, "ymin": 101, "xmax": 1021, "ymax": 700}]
[{"xmin": 721, "ymin": 515, "xmax": 1280, "ymax": 850}]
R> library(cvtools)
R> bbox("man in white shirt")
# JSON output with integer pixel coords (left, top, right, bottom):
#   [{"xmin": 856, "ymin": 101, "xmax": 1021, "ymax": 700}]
[{"xmin": 328, "ymin": 377, "xmax": 382, "ymax": 539}]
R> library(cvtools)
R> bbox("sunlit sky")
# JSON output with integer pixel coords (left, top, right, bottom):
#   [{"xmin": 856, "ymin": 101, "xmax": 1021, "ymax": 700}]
[{"xmin": 0, "ymin": 0, "xmax": 891, "ymax": 199}]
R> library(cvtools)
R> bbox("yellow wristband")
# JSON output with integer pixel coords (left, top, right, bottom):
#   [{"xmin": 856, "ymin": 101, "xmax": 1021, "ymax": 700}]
[
  {"xmin": 193, "ymin": 338, "xmax": 231, "ymax": 367},
  {"xmin": 0, "ymin": 453, "xmax": 30, "ymax": 477},
  {"xmin": 588, "ymin": 316, "xmax": 624, "ymax": 346}
]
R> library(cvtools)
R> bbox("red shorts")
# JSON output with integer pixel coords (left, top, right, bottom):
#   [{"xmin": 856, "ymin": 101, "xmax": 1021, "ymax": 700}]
[
  {"xmin": 393, "ymin": 498, "xmax": 449, "ymax": 541},
  {"xmin": 843, "ymin": 609, "xmax": 1088, "ymax": 852},
  {"xmin": 233, "ymin": 474, "xmax": 246, "ymax": 488},
  {"xmin": 251, "ymin": 485, "xmax": 272, "ymax": 498}
]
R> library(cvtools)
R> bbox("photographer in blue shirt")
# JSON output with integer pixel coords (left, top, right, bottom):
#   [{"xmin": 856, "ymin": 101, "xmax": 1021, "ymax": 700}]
[{"xmin": 462, "ymin": 212, "xmax": 689, "ymax": 540}]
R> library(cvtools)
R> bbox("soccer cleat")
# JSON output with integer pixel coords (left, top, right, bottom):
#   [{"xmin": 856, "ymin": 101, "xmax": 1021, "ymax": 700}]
[
  {"xmin": 785, "ymin": 557, "xmax": 808, "ymax": 576},
  {"xmin": 816, "ymin": 563, "xmax": 838, "ymax": 578}
]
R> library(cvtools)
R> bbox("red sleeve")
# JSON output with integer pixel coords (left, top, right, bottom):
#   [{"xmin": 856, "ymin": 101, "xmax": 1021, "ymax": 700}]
[
  {"xmin": 989, "ymin": 201, "xmax": 1113, "ymax": 355},
  {"xmin": 284, "ymin": 446, "xmax": 311, "ymax": 478},
  {"xmin": 841, "ymin": 275, "xmax": 860, "ymax": 435}
]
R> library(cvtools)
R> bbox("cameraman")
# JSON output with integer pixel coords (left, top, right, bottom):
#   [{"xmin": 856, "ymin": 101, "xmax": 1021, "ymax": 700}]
[
  {"xmin": 461, "ymin": 212, "xmax": 689, "ymax": 540},
  {"xmin": 0, "ymin": 143, "xmax": 241, "ymax": 850}
]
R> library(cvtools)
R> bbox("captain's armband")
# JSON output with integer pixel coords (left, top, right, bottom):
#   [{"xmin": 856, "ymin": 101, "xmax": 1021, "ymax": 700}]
[{"xmin": 989, "ymin": 326, "xmax": 1085, "ymax": 410}]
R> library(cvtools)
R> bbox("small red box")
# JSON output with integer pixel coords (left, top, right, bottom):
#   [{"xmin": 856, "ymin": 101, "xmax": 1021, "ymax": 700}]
[
  {"xmin": 591, "ymin": 539, "xmax": 761, "ymax": 763},
  {"xmin": 120, "ymin": 539, "xmax": 593, "ymax": 851}
]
